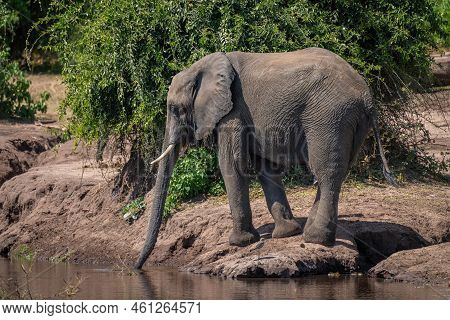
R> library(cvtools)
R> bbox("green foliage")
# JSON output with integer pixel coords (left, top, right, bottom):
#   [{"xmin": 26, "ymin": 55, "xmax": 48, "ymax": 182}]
[
  {"xmin": 1, "ymin": 1, "xmax": 54, "ymax": 59},
  {"xmin": 13, "ymin": 244, "xmax": 35, "ymax": 261},
  {"xmin": 0, "ymin": 1, "xmax": 22, "ymax": 45},
  {"xmin": 0, "ymin": 51, "xmax": 49, "ymax": 119},
  {"xmin": 121, "ymin": 196, "xmax": 146, "ymax": 223},
  {"xmin": 44, "ymin": 0, "xmax": 445, "ymax": 140},
  {"xmin": 0, "ymin": 1, "xmax": 49, "ymax": 119},
  {"xmin": 165, "ymin": 147, "xmax": 222, "ymax": 215},
  {"xmin": 434, "ymin": 0, "xmax": 450, "ymax": 47},
  {"xmin": 283, "ymin": 166, "xmax": 314, "ymax": 188}
]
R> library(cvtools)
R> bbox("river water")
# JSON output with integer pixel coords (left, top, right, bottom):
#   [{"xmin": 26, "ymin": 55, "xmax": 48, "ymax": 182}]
[{"xmin": 0, "ymin": 258, "xmax": 447, "ymax": 299}]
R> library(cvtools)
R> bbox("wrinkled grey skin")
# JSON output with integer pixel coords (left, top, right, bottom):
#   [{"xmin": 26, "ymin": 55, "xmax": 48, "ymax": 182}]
[{"xmin": 135, "ymin": 48, "xmax": 396, "ymax": 269}]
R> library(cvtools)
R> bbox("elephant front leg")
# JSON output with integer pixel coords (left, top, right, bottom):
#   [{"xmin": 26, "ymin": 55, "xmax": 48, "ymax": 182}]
[
  {"xmin": 258, "ymin": 166, "xmax": 302, "ymax": 238},
  {"xmin": 218, "ymin": 125, "xmax": 260, "ymax": 247},
  {"xmin": 222, "ymin": 171, "xmax": 260, "ymax": 246}
]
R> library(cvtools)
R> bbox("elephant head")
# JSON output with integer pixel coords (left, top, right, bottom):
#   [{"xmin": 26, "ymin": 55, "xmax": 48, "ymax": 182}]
[{"xmin": 135, "ymin": 53, "xmax": 235, "ymax": 269}]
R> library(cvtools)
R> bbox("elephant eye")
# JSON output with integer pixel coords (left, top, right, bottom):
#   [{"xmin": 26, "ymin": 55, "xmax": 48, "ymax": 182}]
[
  {"xmin": 171, "ymin": 106, "xmax": 180, "ymax": 117},
  {"xmin": 171, "ymin": 106, "xmax": 187, "ymax": 119}
]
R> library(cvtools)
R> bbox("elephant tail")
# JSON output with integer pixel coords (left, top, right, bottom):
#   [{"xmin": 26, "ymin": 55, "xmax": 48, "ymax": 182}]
[{"xmin": 370, "ymin": 115, "xmax": 398, "ymax": 187}]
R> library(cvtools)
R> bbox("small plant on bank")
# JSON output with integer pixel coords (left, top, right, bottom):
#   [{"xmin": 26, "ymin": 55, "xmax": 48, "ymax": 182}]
[
  {"xmin": 165, "ymin": 147, "xmax": 221, "ymax": 215},
  {"xmin": 9, "ymin": 244, "xmax": 35, "ymax": 299},
  {"xmin": 121, "ymin": 196, "xmax": 146, "ymax": 223},
  {"xmin": 13, "ymin": 244, "xmax": 35, "ymax": 262},
  {"xmin": 0, "ymin": 287, "xmax": 6, "ymax": 300}
]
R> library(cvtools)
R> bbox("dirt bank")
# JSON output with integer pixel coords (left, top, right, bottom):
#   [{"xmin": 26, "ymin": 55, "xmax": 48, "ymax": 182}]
[
  {"xmin": 369, "ymin": 243, "xmax": 450, "ymax": 285},
  {"xmin": 0, "ymin": 135, "xmax": 448, "ymax": 284},
  {"xmin": 0, "ymin": 122, "xmax": 59, "ymax": 187}
]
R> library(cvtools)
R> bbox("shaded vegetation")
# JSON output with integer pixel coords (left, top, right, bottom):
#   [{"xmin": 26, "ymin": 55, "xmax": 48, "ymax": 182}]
[{"xmin": 1, "ymin": 1, "xmax": 49, "ymax": 119}]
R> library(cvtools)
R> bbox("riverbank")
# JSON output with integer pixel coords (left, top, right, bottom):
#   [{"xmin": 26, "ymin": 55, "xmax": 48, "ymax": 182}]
[{"xmin": 0, "ymin": 121, "xmax": 448, "ymax": 287}]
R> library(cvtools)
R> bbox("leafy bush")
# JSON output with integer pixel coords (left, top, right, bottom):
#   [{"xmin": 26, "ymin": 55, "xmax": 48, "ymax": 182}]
[
  {"xmin": 0, "ymin": 1, "xmax": 49, "ymax": 119},
  {"xmin": 434, "ymin": 0, "xmax": 450, "ymax": 47},
  {"xmin": 1, "ymin": 1, "xmax": 54, "ymax": 59},
  {"xmin": 0, "ymin": 1, "xmax": 20, "ymax": 48},
  {"xmin": 41, "ymin": 0, "xmax": 448, "ymax": 208},
  {"xmin": 165, "ymin": 147, "xmax": 222, "ymax": 215},
  {"xmin": 0, "ymin": 51, "xmax": 49, "ymax": 119}
]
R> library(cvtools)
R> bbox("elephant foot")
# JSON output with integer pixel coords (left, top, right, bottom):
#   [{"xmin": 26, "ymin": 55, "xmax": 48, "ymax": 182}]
[
  {"xmin": 229, "ymin": 228, "xmax": 260, "ymax": 247},
  {"xmin": 272, "ymin": 219, "xmax": 302, "ymax": 238},
  {"xmin": 303, "ymin": 221, "xmax": 336, "ymax": 247}
]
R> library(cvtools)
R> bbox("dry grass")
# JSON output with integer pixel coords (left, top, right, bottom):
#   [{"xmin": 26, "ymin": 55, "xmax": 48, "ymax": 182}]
[{"xmin": 26, "ymin": 74, "xmax": 67, "ymax": 123}]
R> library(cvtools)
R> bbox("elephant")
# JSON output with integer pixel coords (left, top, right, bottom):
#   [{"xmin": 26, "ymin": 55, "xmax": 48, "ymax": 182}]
[{"xmin": 135, "ymin": 47, "xmax": 396, "ymax": 269}]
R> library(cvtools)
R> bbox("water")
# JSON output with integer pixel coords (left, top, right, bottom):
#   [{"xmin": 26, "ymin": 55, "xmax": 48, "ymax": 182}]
[{"xmin": 0, "ymin": 258, "xmax": 447, "ymax": 299}]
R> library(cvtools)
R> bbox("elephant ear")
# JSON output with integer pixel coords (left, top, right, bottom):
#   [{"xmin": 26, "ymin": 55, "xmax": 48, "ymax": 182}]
[{"xmin": 193, "ymin": 52, "xmax": 235, "ymax": 140}]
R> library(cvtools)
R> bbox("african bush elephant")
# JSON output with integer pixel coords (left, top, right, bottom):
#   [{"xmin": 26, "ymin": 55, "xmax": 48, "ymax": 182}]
[{"xmin": 135, "ymin": 47, "xmax": 396, "ymax": 269}]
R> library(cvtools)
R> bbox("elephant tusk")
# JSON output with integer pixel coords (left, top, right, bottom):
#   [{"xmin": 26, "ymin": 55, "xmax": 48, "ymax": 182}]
[{"xmin": 151, "ymin": 144, "xmax": 175, "ymax": 165}]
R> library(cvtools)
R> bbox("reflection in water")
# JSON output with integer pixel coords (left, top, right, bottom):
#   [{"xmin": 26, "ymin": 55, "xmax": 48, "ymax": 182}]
[{"xmin": 0, "ymin": 258, "xmax": 447, "ymax": 299}]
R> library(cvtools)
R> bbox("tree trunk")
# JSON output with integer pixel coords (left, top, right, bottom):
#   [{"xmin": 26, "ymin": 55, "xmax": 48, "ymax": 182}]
[{"xmin": 112, "ymin": 141, "xmax": 156, "ymax": 200}]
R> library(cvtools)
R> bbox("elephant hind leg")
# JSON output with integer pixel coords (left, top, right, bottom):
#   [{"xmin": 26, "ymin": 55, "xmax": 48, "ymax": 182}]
[
  {"xmin": 257, "ymin": 160, "xmax": 302, "ymax": 238},
  {"xmin": 303, "ymin": 186, "xmax": 321, "ymax": 231},
  {"xmin": 349, "ymin": 113, "xmax": 370, "ymax": 168},
  {"xmin": 303, "ymin": 129, "xmax": 352, "ymax": 246}
]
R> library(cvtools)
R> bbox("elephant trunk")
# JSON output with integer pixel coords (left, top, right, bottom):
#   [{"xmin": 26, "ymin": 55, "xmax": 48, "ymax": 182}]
[{"xmin": 134, "ymin": 118, "xmax": 180, "ymax": 270}]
